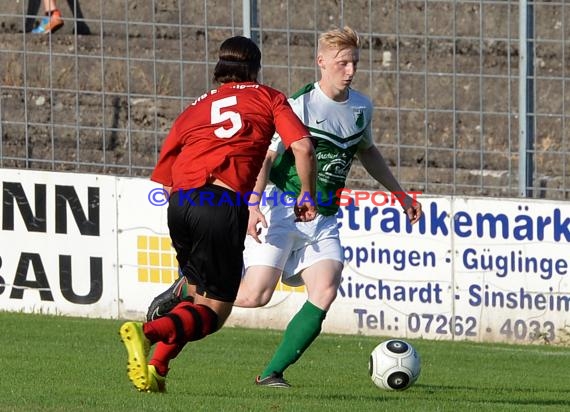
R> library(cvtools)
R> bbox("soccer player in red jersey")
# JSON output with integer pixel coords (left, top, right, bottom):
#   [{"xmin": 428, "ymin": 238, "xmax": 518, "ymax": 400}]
[{"xmin": 119, "ymin": 35, "xmax": 317, "ymax": 393}]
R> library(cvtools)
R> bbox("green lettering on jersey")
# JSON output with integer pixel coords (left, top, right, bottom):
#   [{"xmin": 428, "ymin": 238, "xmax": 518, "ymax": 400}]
[{"xmin": 270, "ymin": 139, "xmax": 358, "ymax": 216}]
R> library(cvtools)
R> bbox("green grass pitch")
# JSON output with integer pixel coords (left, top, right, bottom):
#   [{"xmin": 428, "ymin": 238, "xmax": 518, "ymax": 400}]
[{"xmin": 0, "ymin": 312, "xmax": 568, "ymax": 412}]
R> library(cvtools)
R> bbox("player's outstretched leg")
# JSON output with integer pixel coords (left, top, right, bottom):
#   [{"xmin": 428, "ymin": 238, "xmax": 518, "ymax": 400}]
[
  {"xmin": 119, "ymin": 321, "xmax": 151, "ymax": 392},
  {"xmin": 256, "ymin": 301, "xmax": 326, "ymax": 387}
]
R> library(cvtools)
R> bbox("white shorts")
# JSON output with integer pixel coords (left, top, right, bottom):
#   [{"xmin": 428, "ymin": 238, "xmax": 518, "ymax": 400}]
[{"xmin": 243, "ymin": 186, "xmax": 343, "ymax": 287}]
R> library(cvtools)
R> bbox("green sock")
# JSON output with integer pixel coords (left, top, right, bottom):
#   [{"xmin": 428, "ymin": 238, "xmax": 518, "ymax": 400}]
[{"xmin": 260, "ymin": 300, "xmax": 326, "ymax": 379}]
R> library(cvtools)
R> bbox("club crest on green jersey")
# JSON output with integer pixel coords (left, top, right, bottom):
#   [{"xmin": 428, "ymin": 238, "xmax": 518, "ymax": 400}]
[{"xmin": 353, "ymin": 108, "xmax": 365, "ymax": 128}]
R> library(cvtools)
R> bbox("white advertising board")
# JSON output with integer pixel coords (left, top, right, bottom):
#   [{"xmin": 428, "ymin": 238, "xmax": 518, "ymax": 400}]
[
  {"xmin": 2, "ymin": 169, "xmax": 568, "ymax": 345},
  {"xmin": 451, "ymin": 198, "xmax": 570, "ymax": 344},
  {"xmin": 230, "ymin": 198, "xmax": 457, "ymax": 340},
  {"xmin": 228, "ymin": 196, "xmax": 570, "ymax": 344},
  {"xmin": 0, "ymin": 169, "xmax": 118, "ymax": 318},
  {"xmin": 115, "ymin": 177, "xmax": 174, "ymax": 320},
  {"xmin": 331, "ymin": 197, "xmax": 454, "ymax": 338}
]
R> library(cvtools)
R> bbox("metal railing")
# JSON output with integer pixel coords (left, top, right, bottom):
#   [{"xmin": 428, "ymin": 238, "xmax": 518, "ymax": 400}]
[{"xmin": 0, "ymin": 1, "xmax": 568, "ymax": 199}]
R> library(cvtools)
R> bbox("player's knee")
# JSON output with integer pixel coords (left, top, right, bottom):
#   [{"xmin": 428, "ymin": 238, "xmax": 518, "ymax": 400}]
[
  {"xmin": 234, "ymin": 292, "xmax": 257, "ymax": 308},
  {"xmin": 257, "ymin": 290, "xmax": 273, "ymax": 307},
  {"xmin": 235, "ymin": 282, "xmax": 274, "ymax": 307},
  {"xmin": 235, "ymin": 292, "xmax": 270, "ymax": 308}
]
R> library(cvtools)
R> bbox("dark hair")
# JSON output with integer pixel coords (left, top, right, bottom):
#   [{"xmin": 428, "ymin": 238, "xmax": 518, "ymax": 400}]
[{"xmin": 213, "ymin": 36, "xmax": 261, "ymax": 83}]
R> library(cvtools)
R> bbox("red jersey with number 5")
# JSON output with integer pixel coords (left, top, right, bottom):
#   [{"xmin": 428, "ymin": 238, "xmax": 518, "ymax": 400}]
[{"xmin": 151, "ymin": 82, "xmax": 309, "ymax": 194}]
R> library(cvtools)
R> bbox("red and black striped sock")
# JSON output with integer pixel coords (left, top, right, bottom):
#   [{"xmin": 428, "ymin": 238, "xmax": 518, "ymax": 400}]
[
  {"xmin": 143, "ymin": 301, "xmax": 218, "ymax": 345},
  {"xmin": 149, "ymin": 342, "xmax": 183, "ymax": 376}
]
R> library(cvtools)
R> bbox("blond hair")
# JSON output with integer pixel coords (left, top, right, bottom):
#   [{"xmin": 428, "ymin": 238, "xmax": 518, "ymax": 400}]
[{"xmin": 317, "ymin": 26, "xmax": 361, "ymax": 53}]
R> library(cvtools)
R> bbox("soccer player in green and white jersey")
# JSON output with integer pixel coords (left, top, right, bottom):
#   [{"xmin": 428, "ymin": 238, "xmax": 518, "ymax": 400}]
[{"xmin": 234, "ymin": 26, "xmax": 423, "ymax": 388}]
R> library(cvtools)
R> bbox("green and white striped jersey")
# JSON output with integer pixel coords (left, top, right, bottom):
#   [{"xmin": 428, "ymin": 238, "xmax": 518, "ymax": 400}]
[{"xmin": 269, "ymin": 82, "xmax": 374, "ymax": 216}]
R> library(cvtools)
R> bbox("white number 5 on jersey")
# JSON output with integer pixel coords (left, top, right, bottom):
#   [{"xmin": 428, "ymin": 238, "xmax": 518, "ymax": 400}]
[{"xmin": 211, "ymin": 96, "xmax": 242, "ymax": 138}]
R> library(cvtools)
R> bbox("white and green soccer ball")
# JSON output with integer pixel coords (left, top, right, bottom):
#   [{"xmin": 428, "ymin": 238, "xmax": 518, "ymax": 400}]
[{"xmin": 369, "ymin": 339, "xmax": 421, "ymax": 391}]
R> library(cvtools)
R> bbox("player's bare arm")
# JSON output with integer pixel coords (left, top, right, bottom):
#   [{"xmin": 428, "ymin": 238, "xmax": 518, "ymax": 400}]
[
  {"xmin": 357, "ymin": 145, "xmax": 423, "ymax": 224},
  {"xmin": 289, "ymin": 137, "xmax": 317, "ymax": 222},
  {"xmin": 247, "ymin": 150, "xmax": 278, "ymax": 243}
]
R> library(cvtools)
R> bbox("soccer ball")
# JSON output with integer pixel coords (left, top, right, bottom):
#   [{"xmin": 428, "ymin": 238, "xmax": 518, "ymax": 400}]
[{"xmin": 368, "ymin": 339, "xmax": 421, "ymax": 391}]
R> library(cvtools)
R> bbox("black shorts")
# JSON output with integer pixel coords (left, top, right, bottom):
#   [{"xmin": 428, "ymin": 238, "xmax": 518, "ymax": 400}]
[{"xmin": 167, "ymin": 184, "xmax": 249, "ymax": 302}]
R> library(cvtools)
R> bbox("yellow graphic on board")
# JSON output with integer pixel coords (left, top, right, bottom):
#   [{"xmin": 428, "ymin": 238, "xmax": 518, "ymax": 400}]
[
  {"xmin": 136, "ymin": 235, "xmax": 305, "ymax": 292},
  {"xmin": 137, "ymin": 235, "xmax": 177, "ymax": 284}
]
